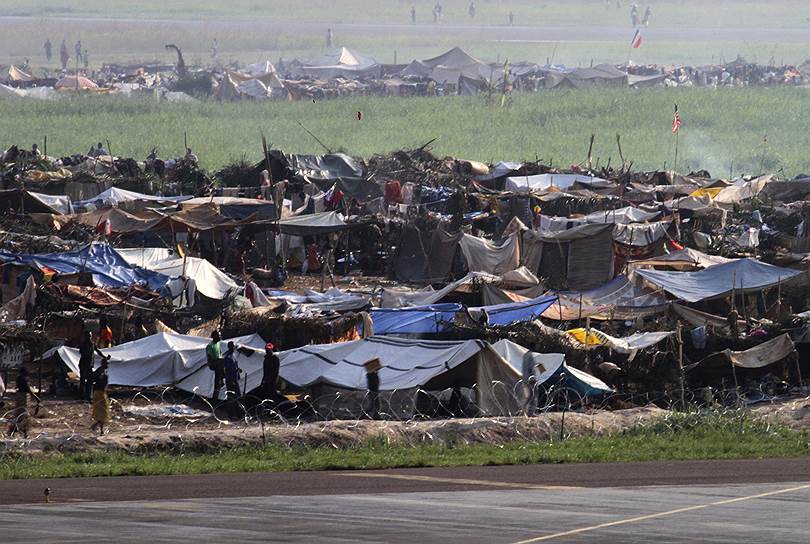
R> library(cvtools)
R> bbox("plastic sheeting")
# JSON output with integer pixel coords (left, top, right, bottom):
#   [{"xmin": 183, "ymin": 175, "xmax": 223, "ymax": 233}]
[
  {"xmin": 491, "ymin": 339, "xmax": 611, "ymax": 396},
  {"xmin": 504, "ymin": 174, "xmax": 607, "ymax": 193},
  {"xmin": 459, "ymin": 232, "xmax": 520, "ymax": 275},
  {"xmin": 73, "ymin": 187, "xmax": 191, "ymax": 210},
  {"xmin": 545, "ymin": 275, "xmax": 669, "ymax": 321},
  {"xmin": 630, "ymin": 248, "xmax": 732, "ymax": 270},
  {"xmin": 468, "ymin": 295, "xmax": 558, "ymax": 326},
  {"xmin": 724, "ymin": 334, "xmax": 795, "ymax": 368},
  {"xmin": 565, "ymin": 328, "xmax": 673, "ymax": 354},
  {"xmin": 371, "ymin": 304, "xmax": 462, "ymax": 335},
  {"xmin": 52, "ymin": 332, "xmax": 266, "ymax": 400},
  {"xmin": 116, "ymin": 248, "xmax": 238, "ymax": 300},
  {"xmin": 635, "ymin": 258, "xmax": 802, "ymax": 302},
  {"xmin": 0, "ymin": 242, "xmax": 169, "ymax": 292}
]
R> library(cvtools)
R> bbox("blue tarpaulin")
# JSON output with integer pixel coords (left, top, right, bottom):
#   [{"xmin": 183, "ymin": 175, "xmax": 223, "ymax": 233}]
[
  {"xmin": 371, "ymin": 303, "xmax": 462, "ymax": 335},
  {"xmin": 470, "ymin": 295, "xmax": 558, "ymax": 326},
  {"xmin": 0, "ymin": 243, "xmax": 170, "ymax": 292}
]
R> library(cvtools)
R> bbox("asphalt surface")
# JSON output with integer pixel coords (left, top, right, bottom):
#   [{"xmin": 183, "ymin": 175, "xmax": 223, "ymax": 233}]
[
  {"xmin": 2, "ymin": 16, "xmax": 807, "ymax": 45},
  {"xmin": 2, "ymin": 459, "xmax": 809, "ymax": 542},
  {"xmin": 2, "ymin": 457, "xmax": 810, "ymax": 505}
]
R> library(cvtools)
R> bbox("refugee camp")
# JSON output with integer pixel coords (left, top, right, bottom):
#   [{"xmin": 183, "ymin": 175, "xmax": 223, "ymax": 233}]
[{"xmin": 2, "ymin": 1, "xmax": 810, "ymax": 543}]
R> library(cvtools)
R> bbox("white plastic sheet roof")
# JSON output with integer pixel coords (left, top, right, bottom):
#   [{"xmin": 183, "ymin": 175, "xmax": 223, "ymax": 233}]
[
  {"xmin": 117, "ymin": 248, "xmax": 238, "ymax": 300},
  {"xmin": 634, "ymin": 257, "xmax": 801, "ymax": 302},
  {"xmin": 52, "ymin": 332, "xmax": 266, "ymax": 399},
  {"xmin": 279, "ymin": 336, "xmax": 495, "ymax": 390},
  {"xmin": 505, "ymin": 174, "xmax": 606, "ymax": 193}
]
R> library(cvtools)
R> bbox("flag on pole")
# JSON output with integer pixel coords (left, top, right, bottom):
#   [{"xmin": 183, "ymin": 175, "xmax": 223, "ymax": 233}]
[
  {"xmin": 672, "ymin": 104, "xmax": 682, "ymax": 133},
  {"xmin": 631, "ymin": 29, "xmax": 643, "ymax": 49}
]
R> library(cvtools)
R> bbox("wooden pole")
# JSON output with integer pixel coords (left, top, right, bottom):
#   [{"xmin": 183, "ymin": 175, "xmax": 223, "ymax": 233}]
[{"xmin": 677, "ymin": 321, "xmax": 685, "ymax": 410}]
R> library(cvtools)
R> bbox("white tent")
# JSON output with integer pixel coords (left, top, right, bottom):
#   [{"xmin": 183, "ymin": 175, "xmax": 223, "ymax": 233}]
[
  {"xmin": 51, "ymin": 332, "xmax": 266, "ymax": 400},
  {"xmin": 279, "ymin": 336, "xmax": 521, "ymax": 415},
  {"xmin": 505, "ymin": 174, "xmax": 607, "ymax": 193},
  {"xmin": 116, "ymin": 248, "xmax": 238, "ymax": 300}
]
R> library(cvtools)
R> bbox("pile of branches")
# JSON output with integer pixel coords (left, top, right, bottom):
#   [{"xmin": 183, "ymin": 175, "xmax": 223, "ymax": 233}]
[
  {"xmin": 365, "ymin": 148, "xmax": 458, "ymax": 187},
  {"xmin": 215, "ymin": 157, "xmax": 259, "ymax": 188},
  {"xmin": 223, "ymin": 310, "xmax": 362, "ymax": 351}
]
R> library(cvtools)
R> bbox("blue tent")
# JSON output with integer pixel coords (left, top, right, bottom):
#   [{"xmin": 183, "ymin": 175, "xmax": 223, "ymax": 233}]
[
  {"xmin": 371, "ymin": 303, "xmax": 462, "ymax": 335},
  {"xmin": 0, "ymin": 243, "xmax": 170, "ymax": 292},
  {"xmin": 470, "ymin": 295, "xmax": 558, "ymax": 326}
]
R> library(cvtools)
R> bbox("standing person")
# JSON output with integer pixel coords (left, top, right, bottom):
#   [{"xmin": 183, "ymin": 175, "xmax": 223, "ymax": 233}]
[
  {"xmin": 184, "ymin": 147, "xmax": 199, "ymax": 168},
  {"xmin": 90, "ymin": 358, "xmax": 111, "ymax": 434},
  {"xmin": 74, "ymin": 40, "xmax": 82, "ymax": 64},
  {"xmin": 642, "ymin": 5, "xmax": 652, "ymax": 26},
  {"xmin": 261, "ymin": 342, "xmax": 280, "ymax": 402},
  {"xmin": 59, "ymin": 39, "xmax": 69, "ymax": 70},
  {"xmin": 410, "ymin": 5, "xmax": 416, "ymax": 23},
  {"xmin": 468, "ymin": 1, "xmax": 476, "ymax": 18},
  {"xmin": 364, "ymin": 358, "xmax": 381, "ymax": 420},
  {"xmin": 206, "ymin": 330, "xmax": 224, "ymax": 403},
  {"xmin": 83, "ymin": 48, "xmax": 89, "ymax": 70},
  {"xmin": 211, "ymin": 38, "xmax": 219, "ymax": 58},
  {"xmin": 326, "ymin": 28, "xmax": 333, "ymax": 48},
  {"xmin": 223, "ymin": 342, "xmax": 242, "ymax": 415},
  {"xmin": 79, "ymin": 331, "xmax": 105, "ymax": 401},
  {"xmin": 44, "ymin": 39, "xmax": 52, "ymax": 62},
  {"xmin": 630, "ymin": 3, "xmax": 638, "ymax": 27},
  {"xmin": 7, "ymin": 367, "xmax": 39, "ymax": 438},
  {"xmin": 97, "ymin": 316, "xmax": 113, "ymax": 348},
  {"xmin": 508, "ymin": 11, "xmax": 514, "ymax": 26}
]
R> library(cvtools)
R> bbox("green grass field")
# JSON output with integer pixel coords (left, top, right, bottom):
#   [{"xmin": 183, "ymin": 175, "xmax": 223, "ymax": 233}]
[
  {"xmin": 3, "ymin": 87, "xmax": 808, "ymax": 177},
  {"xmin": 1, "ymin": 411, "xmax": 807, "ymax": 480}
]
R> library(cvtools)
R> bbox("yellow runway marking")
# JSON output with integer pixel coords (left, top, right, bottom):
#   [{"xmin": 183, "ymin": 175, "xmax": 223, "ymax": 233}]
[
  {"xmin": 512, "ymin": 482, "xmax": 810, "ymax": 543},
  {"xmin": 337, "ymin": 472, "xmax": 579, "ymax": 491}
]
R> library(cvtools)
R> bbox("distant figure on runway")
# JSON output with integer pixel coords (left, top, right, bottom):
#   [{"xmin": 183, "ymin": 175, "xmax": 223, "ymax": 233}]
[
  {"xmin": 74, "ymin": 40, "xmax": 82, "ymax": 64},
  {"xmin": 468, "ymin": 1, "xmax": 476, "ymax": 18},
  {"xmin": 630, "ymin": 3, "xmax": 638, "ymax": 27},
  {"xmin": 411, "ymin": 5, "xmax": 416, "ymax": 23},
  {"xmin": 326, "ymin": 28, "xmax": 333, "ymax": 48},
  {"xmin": 60, "ymin": 39, "xmax": 69, "ymax": 70},
  {"xmin": 642, "ymin": 5, "xmax": 652, "ymax": 26},
  {"xmin": 211, "ymin": 38, "xmax": 219, "ymax": 58},
  {"xmin": 508, "ymin": 11, "xmax": 514, "ymax": 26},
  {"xmin": 44, "ymin": 39, "xmax": 52, "ymax": 62}
]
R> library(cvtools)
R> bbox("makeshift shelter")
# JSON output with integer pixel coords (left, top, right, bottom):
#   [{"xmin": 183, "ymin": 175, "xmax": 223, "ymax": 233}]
[
  {"xmin": 55, "ymin": 75, "xmax": 99, "ymax": 90},
  {"xmin": 0, "ymin": 65, "xmax": 35, "ymax": 84},
  {"xmin": 0, "ymin": 242, "xmax": 170, "ymax": 293},
  {"xmin": 546, "ymin": 275, "xmax": 669, "ymax": 321},
  {"xmin": 545, "ymin": 65, "xmax": 628, "ymax": 89},
  {"xmin": 634, "ymin": 258, "xmax": 802, "ymax": 302},
  {"xmin": 73, "ymin": 187, "xmax": 191, "ymax": 211},
  {"xmin": 629, "ymin": 248, "xmax": 732, "ymax": 271},
  {"xmin": 116, "ymin": 248, "xmax": 238, "ymax": 300},
  {"xmin": 279, "ymin": 336, "xmax": 522, "ymax": 416},
  {"xmin": 401, "ymin": 47, "xmax": 493, "ymax": 82},
  {"xmin": 371, "ymin": 303, "xmax": 463, "ymax": 335},
  {"xmin": 295, "ymin": 47, "xmax": 381, "ymax": 79},
  {"xmin": 491, "ymin": 339, "xmax": 612, "ymax": 397},
  {"xmin": 505, "ymin": 174, "xmax": 607, "ymax": 193},
  {"xmin": 51, "ymin": 332, "xmax": 266, "ymax": 400}
]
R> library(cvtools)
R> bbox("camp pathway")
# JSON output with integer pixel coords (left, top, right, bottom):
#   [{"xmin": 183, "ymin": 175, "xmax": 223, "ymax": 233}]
[{"xmin": 1, "ymin": 459, "xmax": 810, "ymax": 543}]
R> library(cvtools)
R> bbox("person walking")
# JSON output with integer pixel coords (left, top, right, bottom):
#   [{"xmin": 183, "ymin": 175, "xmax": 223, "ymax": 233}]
[
  {"xmin": 206, "ymin": 330, "xmax": 224, "ymax": 403},
  {"xmin": 44, "ymin": 39, "xmax": 52, "ymax": 62},
  {"xmin": 261, "ymin": 342, "xmax": 281, "ymax": 402},
  {"xmin": 79, "ymin": 331, "xmax": 105, "ymax": 401},
  {"xmin": 223, "ymin": 342, "xmax": 242, "ymax": 416},
  {"xmin": 59, "ymin": 39, "xmax": 69, "ymax": 70},
  {"xmin": 90, "ymin": 359, "xmax": 110, "ymax": 434}
]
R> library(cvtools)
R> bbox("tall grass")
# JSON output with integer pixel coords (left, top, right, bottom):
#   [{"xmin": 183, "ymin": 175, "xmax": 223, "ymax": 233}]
[
  {"xmin": 1, "ymin": 409, "xmax": 807, "ymax": 480},
  {"xmin": 3, "ymin": 87, "xmax": 808, "ymax": 177}
]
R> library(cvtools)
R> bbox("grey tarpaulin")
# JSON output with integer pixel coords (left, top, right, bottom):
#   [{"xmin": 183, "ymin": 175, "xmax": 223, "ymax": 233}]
[
  {"xmin": 724, "ymin": 334, "xmax": 795, "ymax": 368},
  {"xmin": 459, "ymin": 232, "xmax": 520, "ymax": 276},
  {"xmin": 634, "ymin": 258, "xmax": 802, "ymax": 302}
]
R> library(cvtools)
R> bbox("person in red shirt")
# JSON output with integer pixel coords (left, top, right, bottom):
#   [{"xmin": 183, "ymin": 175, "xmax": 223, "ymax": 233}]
[{"xmin": 97, "ymin": 316, "xmax": 114, "ymax": 349}]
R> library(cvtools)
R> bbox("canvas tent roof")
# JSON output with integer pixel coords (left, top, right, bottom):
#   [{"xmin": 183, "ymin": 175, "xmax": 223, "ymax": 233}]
[
  {"xmin": 51, "ymin": 332, "xmax": 265, "ymax": 399},
  {"xmin": 0, "ymin": 242, "xmax": 169, "ymax": 292},
  {"xmin": 491, "ymin": 339, "xmax": 611, "ymax": 397},
  {"xmin": 634, "ymin": 258, "xmax": 802, "ymax": 303},
  {"xmin": 505, "ymin": 174, "xmax": 607, "ymax": 193},
  {"xmin": 0, "ymin": 65, "xmax": 35, "ymax": 83},
  {"xmin": 296, "ymin": 47, "xmax": 380, "ymax": 79},
  {"xmin": 55, "ymin": 75, "xmax": 99, "ymax": 90},
  {"xmin": 116, "ymin": 248, "xmax": 238, "ymax": 300},
  {"xmin": 73, "ymin": 187, "xmax": 191, "ymax": 210}
]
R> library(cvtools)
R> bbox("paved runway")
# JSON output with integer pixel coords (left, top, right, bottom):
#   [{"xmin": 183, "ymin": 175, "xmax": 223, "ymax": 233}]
[{"xmin": 2, "ymin": 459, "xmax": 809, "ymax": 543}]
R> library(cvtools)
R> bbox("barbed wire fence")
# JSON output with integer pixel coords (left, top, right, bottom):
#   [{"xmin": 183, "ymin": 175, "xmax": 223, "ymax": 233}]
[{"xmin": 2, "ymin": 377, "xmax": 806, "ymax": 456}]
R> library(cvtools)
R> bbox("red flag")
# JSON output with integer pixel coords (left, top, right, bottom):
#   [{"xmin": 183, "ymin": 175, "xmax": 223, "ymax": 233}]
[
  {"xmin": 672, "ymin": 104, "xmax": 681, "ymax": 134},
  {"xmin": 631, "ymin": 29, "xmax": 642, "ymax": 49}
]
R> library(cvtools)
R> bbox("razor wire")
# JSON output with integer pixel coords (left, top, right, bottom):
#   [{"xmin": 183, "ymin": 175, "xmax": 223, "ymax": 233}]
[{"xmin": 1, "ymin": 378, "xmax": 807, "ymax": 454}]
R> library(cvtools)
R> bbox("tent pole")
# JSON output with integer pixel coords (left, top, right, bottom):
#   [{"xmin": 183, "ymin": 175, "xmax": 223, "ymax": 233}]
[{"xmin": 677, "ymin": 321, "xmax": 685, "ymax": 410}]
